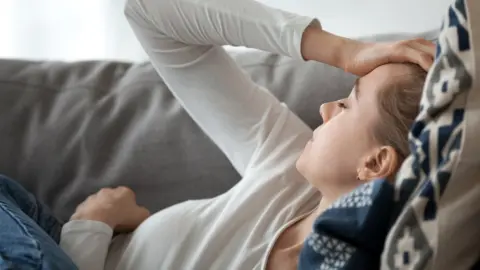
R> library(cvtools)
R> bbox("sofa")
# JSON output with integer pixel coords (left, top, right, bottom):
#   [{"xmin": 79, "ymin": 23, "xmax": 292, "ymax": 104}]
[{"xmin": 0, "ymin": 31, "xmax": 438, "ymax": 222}]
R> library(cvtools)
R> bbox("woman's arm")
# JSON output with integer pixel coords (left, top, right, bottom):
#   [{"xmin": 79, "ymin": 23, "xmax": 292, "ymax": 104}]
[
  {"xmin": 127, "ymin": 0, "xmax": 320, "ymax": 60},
  {"xmin": 60, "ymin": 187, "xmax": 149, "ymax": 270},
  {"xmin": 60, "ymin": 221, "xmax": 112, "ymax": 270},
  {"xmin": 125, "ymin": 0, "xmax": 317, "ymax": 176},
  {"xmin": 124, "ymin": 0, "xmax": 434, "ymax": 178}
]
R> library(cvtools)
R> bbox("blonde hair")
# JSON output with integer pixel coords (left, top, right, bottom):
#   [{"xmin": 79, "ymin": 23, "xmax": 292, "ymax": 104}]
[{"xmin": 374, "ymin": 64, "xmax": 427, "ymax": 161}]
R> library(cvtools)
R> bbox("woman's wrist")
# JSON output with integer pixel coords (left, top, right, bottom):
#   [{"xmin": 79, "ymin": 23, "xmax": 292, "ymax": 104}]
[
  {"xmin": 300, "ymin": 23, "xmax": 363, "ymax": 70},
  {"xmin": 70, "ymin": 210, "xmax": 117, "ymax": 229}
]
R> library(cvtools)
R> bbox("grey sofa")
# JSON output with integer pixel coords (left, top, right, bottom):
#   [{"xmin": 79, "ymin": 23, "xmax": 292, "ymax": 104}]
[{"xmin": 0, "ymin": 31, "xmax": 437, "ymax": 221}]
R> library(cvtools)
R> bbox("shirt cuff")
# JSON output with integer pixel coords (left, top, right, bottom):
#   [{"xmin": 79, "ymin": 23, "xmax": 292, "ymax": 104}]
[
  {"xmin": 286, "ymin": 17, "xmax": 321, "ymax": 61},
  {"xmin": 62, "ymin": 220, "xmax": 114, "ymax": 237}
]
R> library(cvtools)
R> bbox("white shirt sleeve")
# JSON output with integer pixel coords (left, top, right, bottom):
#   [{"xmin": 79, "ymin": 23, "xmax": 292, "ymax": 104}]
[
  {"xmin": 124, "ymin": 0, "xmax": 316, "ymax": 176},
  {"xmin": 59, "ymin": 220, "xmax": 113, "ymax": 270}
]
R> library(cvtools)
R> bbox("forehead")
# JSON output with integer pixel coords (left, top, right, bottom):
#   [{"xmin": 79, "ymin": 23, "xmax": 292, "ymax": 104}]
[{"xmin": 354, "ymin": 63, "xmax": 414, "ymax": 99}]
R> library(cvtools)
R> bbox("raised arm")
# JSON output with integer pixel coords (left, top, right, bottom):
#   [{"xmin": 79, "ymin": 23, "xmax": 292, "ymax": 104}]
[
  {"xmin": 124, "ymin": 0, "xmax": 319, "ymax": 176},
  {"xmin": 124, "ymin": 0, "xmax": 435, "ymax": 177}
]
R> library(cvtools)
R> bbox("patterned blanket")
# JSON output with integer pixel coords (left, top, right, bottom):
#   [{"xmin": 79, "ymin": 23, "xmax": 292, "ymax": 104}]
[{"xmin": 298, "ymin": 0, "xmax": 479, "ymax": 269}]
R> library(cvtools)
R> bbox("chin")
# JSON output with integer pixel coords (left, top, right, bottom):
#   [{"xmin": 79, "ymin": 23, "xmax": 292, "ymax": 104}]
[
  {"xmin": 296, "ymin": 140, "xmax": 312, "ymax": 171},
  {"xmin": 295, "ymin": 158, "xmax": 302, "ymax": 174},
  {"xmin": 295, "ymin": 155, "xmax": 308, "ymax": 180}
]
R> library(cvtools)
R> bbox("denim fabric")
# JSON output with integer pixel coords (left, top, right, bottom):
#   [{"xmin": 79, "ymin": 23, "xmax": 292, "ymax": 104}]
[{"xmin": 0, "ymin": 175, "xmax": 77, "ymax": 270}]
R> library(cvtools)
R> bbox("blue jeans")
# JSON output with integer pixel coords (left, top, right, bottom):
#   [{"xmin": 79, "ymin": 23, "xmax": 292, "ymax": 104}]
[{"xmin": 0, "ymin": 175, "xmax": 77, "ymax": 270}]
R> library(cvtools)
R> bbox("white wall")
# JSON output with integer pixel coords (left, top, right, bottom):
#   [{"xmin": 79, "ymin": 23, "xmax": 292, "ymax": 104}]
[
  {"xmin": 260, "ymin": 0, "xmax": 452, "ymax": 37},
  {"xmin": 0, "ymin": 0, "xmax": 144, "ymax": 61},
  {"xmin": 0, "ymin": 0, "xmax": 453, "ymax": 62}
]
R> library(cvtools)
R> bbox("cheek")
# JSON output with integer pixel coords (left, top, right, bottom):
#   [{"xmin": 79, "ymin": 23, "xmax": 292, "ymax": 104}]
[
  {"xmin": 306, "ymin": 117, "xmax": 368, "ymax": 176},
  {"xmin": 305, "ymin": 121, "xmax": 353, "ymax": 169},
  {"xmin": 315, "ymin": 115, "xmax": 355, "ymax": 148},
  {"xmin": 310, "ymin": 127, "xmax": 347, "ymax": 161}
]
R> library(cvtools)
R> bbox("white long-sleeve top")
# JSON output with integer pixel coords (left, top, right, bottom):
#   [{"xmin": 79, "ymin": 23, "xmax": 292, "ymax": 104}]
[{"xmin": 59, "ymin": 0, "xmax": 321, "ymax": 269}]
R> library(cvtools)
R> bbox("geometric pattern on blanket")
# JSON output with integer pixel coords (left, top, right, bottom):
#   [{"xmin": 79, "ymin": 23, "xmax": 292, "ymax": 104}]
[
  {"xmin": 306, "ymin": 232, "xmax": 356, "ymax": 270},
  {"xmin": 298, "ymin": 179, "xmax": 395, "ymax": 270},
  {"xmin": 381, "ymin": 0, "xmax": 478, "ymax": 269},
  {"xmin": 327, "ymin": 182, "xmax": 374, "ymax": 209}
]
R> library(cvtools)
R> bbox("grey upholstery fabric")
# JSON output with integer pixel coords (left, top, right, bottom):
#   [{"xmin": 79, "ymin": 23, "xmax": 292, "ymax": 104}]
[{"xmin": 0, "ymin": 31, "xmax": 437, "ymax": 221}]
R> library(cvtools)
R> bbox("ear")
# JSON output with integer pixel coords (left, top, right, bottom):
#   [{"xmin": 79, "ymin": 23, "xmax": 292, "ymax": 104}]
[{"xmin": 357, "ymin": 146, "xmax": 399, "ymax": 181}]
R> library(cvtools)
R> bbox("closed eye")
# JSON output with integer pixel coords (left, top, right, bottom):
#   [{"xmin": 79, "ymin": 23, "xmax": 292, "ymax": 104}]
[{"xmin": 337, "ymin": 101, "xmax": 348, "ymax": 109}]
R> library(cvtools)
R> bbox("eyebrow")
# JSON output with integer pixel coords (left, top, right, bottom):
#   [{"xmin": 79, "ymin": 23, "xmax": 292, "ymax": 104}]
[{"xmin": 354, "ymin": 80, "xmax": 360, "ymax": 101}]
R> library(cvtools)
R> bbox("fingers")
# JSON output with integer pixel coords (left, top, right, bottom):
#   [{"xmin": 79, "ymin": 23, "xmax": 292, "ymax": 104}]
[
  {"xmin": 414, "ymin": 38, "xmax": 436, "ymax": 49},
  {"xmin": 136, "ymin": 206, "xmax": 151, "ymax": 221},
  {"xmin": 412, "ymin": 47, "xmax": 434, "ymax": 72},
  {"xmin": 114, "ymin": 206, "xmax": 151, "ymax": 233},
  {"xmin": 130, "ymin": 206, "xmax": 150, "ymax": 230},
  {"xmin": 404, "ymin": 39, "xmax": 436, "ymax": 71},
  {"xmin": 411, "ymin": 43, "xmax": 436, "ymax": 59},
  {"xmin": 401, "ymin": 38, "xmax": 435, "ymax": 52},
  {"xmin": 97, "ymin": 186, "xmax": 136, "ymax": 200},
  {"xmin": 116, "ymin": 186, "xmax": 136, "ymax": 200},
  {"xmin": 391, "ymin": 43, "xmax": 435, "ymax": 72}
]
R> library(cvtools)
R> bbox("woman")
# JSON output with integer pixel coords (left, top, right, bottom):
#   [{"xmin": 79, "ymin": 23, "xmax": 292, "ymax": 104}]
[{"xmin": 1, "ymin": 0, "xmax": 435, "ymax": 269}]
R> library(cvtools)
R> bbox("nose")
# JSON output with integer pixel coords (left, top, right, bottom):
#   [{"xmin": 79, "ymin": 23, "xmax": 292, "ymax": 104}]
[{"xmin": 320, "ymin": 101, "xmax": 335, "ymax": 123}]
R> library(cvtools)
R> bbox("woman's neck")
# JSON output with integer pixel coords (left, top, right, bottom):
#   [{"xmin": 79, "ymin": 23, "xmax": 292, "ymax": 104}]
[
  {"xmin": 275, "ymin": 196, "xmax": 337, "ymax": 260},
  {"xmin": 314, "ymin": 197, "xmax": 335, "ymax": 217},
  {"xmin": 293, "ymin": 197, "xmax": 335, "ymax": 243}
]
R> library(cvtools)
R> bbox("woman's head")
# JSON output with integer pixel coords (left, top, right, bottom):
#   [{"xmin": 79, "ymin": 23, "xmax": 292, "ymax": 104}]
[{"xmin": 296, "ymin": 63, "xmax": 426, "ymax": 198}]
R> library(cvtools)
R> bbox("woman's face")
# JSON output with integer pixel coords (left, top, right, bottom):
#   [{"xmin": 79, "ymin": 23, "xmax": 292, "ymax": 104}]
[{"xmin": 296, "ymin": 65, "xmax": 397, "ymax": 197}]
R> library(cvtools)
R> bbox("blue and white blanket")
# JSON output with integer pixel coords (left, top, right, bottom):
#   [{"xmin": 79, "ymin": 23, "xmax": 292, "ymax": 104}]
[
  {"xmin": 298, "ymin": 180, "xmax": 394, "ymax": 270},
  {"xmin": 298, "ymin": 0, "xmax": 479, "ymax": 269}
]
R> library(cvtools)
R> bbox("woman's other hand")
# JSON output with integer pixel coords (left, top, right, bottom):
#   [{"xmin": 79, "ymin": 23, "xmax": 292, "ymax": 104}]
[
  {"xmin": 70, "ymin": 186, "xmax": 150, "ymax": 233},
  {"xmin": 301, "ymin": 23, "xmax": 436, "ymax": 76}
]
